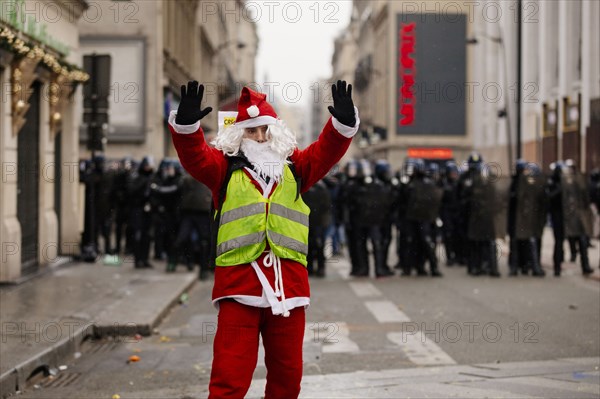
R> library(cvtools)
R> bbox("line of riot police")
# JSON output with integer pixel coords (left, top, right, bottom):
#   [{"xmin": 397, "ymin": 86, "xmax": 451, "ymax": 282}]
[
  {"xmin": 333, "ymin": 153, "xmax": 598, "ymax": 278},
  {"xmin": 79, "ymin": 155, "xmax": 213, "ymax": 278}
]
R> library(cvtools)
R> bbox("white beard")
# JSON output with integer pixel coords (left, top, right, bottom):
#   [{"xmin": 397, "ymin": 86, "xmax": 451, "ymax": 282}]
[{"xmin": 240, "ymin": 138, "xmax": 288, "ymax": 182}]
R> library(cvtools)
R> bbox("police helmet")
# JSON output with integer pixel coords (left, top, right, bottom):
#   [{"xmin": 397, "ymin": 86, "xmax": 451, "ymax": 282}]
[{"xmin": 374, "ymin": 159, "xmax": 392, "ymax": 182}]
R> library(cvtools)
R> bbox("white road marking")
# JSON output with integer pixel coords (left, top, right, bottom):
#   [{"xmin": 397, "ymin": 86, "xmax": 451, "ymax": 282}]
[
  {"xmin": 348, "ymin": 281, "xmax": 382, "ymax": 298},
  {"xmin": 305, "ymin": 321, "xmax": 359, "ymax": 353},
  {"xmin": 364, "ymin": 300, "xmax": 411, "ymax": 323},
  {"xmin": 387, "ymin": 331, "xmax": 456, "ymax": 366}
]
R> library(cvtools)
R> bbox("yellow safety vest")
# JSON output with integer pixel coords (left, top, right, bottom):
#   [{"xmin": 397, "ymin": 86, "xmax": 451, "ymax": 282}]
[{"xmin": 215, "ymin": 165, "xmax": 310, "ymax": 267}]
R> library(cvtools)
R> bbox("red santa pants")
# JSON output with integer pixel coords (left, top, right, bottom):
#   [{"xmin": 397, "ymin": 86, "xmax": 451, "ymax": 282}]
[{"xmin": 208, "ymin": 299, "xmax": 305, "ymax": 399}]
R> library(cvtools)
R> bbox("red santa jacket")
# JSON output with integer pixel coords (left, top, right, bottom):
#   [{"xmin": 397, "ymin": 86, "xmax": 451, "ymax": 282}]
[{"xmin": 169, "ymin": 110, "xmax": 358, "ymax": 312}]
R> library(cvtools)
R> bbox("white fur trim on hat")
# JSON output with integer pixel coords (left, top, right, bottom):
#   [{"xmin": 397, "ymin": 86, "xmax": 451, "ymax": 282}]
[
  {"xmin": 235, "ymin": 115, "xmax": 277, "ymax": 129},
  {"xmin": 247, "ymin": 105, "xmax": 260, "ymax": 118}
]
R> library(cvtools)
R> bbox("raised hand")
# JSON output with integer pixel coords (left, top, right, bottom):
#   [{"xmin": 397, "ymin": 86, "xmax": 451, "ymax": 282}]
[
  {"xmin": 175, "ymin": 81, "xmax": 213, "ymax": 125},
  {"xmin": 327, "ymin": 80, "xmax": 356, "ymax": 127}
]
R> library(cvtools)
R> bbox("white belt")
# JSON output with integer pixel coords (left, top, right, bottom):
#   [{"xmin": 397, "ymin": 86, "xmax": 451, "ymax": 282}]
[{"xmin": 251, "ymin": 250, "xmax": 290, "ymax": 317}]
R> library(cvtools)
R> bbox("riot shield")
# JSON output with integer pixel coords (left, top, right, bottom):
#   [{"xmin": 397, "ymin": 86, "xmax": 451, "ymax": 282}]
[
  {"xmin": 352, "ymin": 182, "xmax": 395, "ymax": 227},
  {"xmin": 406, "ymin": 179, "xmax": 443, "ymax": 223},
  {"xmin": 492, "ymin": 176, "xmax": 510, "ymax": 239},
  {"xmin": 515, "ymin": 174, "xmax": 547, "ymax": 239},
  {"xmin": 561, "ymin": 173, "xmax": 590, "ymax": 237},
  {"xmin": 467, "ymin": 174, "xmax": 498, "ymax": 240},
  {"xmin": 577, "ymin": 174, "xmax": 594, "ymax": 237}
]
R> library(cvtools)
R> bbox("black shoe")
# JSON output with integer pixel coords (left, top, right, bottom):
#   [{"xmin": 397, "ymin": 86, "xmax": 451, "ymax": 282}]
[
  {"xmin": 315, "ymin": 269, "xmax": 326, "ymax": 278},
  {"xmin": 508, "ymin": 269, "xmax": 518, "ymax": 276},
  {"xmin": 532, "ymin": 270, "xmax": 546, "ymax": 277},
  {"xmin": 135, "ymin": 261, "xmax": 145, "ymax": 269},
  {"xmin": 582, "ymin": 268, "xmax": 594, "ymax": 275},
  {"xmin": 143, "ymin": 261, "xmax": 154, "ymax": 269},
  {"xmin": 554, "ymin": 270, "xmax": 561, "ymax": 277},
  {"xmin": 489, "ymin": 271, "xmax": 501, "ymax": 277},
  {"xmin": 400, "ymin": 270, "xmax": 411, "ymax": 277},
  {"xmin": 431, "ymin": 270, "xmax": 443, "ymax": 277},
  {"xmin": 353, "ymin": 269, "xmax": 369, "ymax": 277}
]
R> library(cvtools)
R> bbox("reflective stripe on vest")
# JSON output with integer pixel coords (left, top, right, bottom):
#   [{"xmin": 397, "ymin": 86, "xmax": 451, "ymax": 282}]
[{"xmin": 215, "ymin": 165, "xmax": 310, "ymax": 267}]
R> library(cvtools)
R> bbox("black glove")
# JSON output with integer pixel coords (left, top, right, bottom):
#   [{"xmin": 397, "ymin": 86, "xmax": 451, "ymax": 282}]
[
  {"xmin": 328, "ymin": 80, "xmax": 356, "ymax": 127},
  {"xmin": 175, "ymin": 81, "xmax": 213, "ymax": 125}
]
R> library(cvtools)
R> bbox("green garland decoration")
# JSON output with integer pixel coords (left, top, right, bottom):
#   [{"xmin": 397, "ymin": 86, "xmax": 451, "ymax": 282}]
[{"xmin": 0, "ymin": 25, "xmax": 89, "ymax": 82}]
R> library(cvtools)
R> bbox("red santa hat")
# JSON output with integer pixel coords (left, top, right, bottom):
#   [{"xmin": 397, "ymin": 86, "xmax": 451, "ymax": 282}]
[{"xmin": 234, "ymin": 87, "xmax": 278, "ymax": 128}]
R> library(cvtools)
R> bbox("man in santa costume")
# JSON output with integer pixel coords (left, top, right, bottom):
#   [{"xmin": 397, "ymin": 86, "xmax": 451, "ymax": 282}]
[{"xmin": 169, "ymin": 80, "xmax": 359, "ymax": 399}]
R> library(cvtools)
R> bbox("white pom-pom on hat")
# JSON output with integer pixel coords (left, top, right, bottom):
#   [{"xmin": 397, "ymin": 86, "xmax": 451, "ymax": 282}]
[
  {"xmin": 247, "ymin": 105, "xmax": 260, "ymax": 118},
  {"xmin": 234, "ymin": 86, "xmax": 278, "ymax": 127}
]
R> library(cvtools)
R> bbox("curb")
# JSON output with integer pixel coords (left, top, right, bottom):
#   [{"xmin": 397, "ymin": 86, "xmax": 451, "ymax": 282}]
[
  {"xmin": 0, "ymin": 324, "xmax": 88, "ymax": 399},
  {"xmin": 0, "ymin": 276, "xmax": 197, "ymax": 398},
  {"xmin": 92, "ymin": 274, "xmax": 197, "ymax": 337}
]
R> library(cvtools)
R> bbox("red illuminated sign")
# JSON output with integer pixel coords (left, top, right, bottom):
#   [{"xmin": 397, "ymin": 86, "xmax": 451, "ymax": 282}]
[
  {"xmin": 407, "ymin": 148, "xmax": 453, "ymax": 159},
  {"xmin": 399, "ymin": 22, "xmax": 416, "ymax": 126}
]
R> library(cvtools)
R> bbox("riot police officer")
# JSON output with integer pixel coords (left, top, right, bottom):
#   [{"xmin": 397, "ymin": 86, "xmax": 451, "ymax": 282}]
[
  {"xmin": 302, "ymin": 180, "xmax": 332, "ymax": 277},
  {"xmin": 113, "ymin": 157, "xmax": 134, "ymax": 255},
  {"xmin": 151, "ymin": 159, "xmax": 183, "ymax": 271},
  {"xmin": 459, "ymin": 152, "xmax": 502, "ymax": 277},
  {"xmin": 374, "ymin": 160, "xmax": 397, "ymax": 274},
  {"xmin": 343, "ymin": 160, "xmax": 394, "ymax": 277},
  {"xmin": 128, "ymin": 156, "xmax": 155, "ymax": 269},
  {"xmin": 172, "ymin": 171, "xmax": 213, "ymax": 278},
  {"xmin": 507, "ymin": 160, "xmax": 545, "ymax": 277},
  {"xmin": 337, "ymin": 160, "xmax": 361, "ymax": 275},
  {"xmin": 323, "ymin": 170, "xmax": 343, "ymax": 257},
  {"xmin": 440, "ymin": 161, "xmax": 461, "ymax": 266},
  {"xmin": 82, "ymin": 155, "xmax": 115, "ymax": 256},
  {"xmin": 395, "ymin": 159, "xmax": 418, "ymax": 274},
  {"xmin": 404, "ymin": 159, "xmax": 443, "ymax": 277},
  {"xmin": 547, "ymin": 162, "xmax": 594, "ymax": 276}
]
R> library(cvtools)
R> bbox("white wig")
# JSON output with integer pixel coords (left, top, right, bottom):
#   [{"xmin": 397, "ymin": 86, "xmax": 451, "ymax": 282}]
[{"xmin": 212, "ymin": 119, "xmax": 298, "ymax": 159}]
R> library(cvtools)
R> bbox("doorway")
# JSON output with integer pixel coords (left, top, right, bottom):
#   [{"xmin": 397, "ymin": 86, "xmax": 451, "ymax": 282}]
[{"xmin": 17, "ymin": 82, "xmax": 41, "ymax": 275}]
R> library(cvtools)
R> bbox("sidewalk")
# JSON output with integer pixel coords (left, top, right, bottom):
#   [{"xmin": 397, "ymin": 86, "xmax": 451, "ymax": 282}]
[{"xmin": 0, "ymin": 259, "xmax": 196, "ymax": 397}]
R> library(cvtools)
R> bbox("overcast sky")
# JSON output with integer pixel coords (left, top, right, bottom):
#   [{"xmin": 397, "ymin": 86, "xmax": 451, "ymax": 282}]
[{"xmin": 253, "ymin": 1, "xmax": 353, "ymax": 108}]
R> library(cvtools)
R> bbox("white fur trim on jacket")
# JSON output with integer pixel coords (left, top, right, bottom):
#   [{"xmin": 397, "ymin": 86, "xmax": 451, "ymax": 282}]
[{"xmin": 168, "ymin": 110, "xmax": 201, "ymax": 134}]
